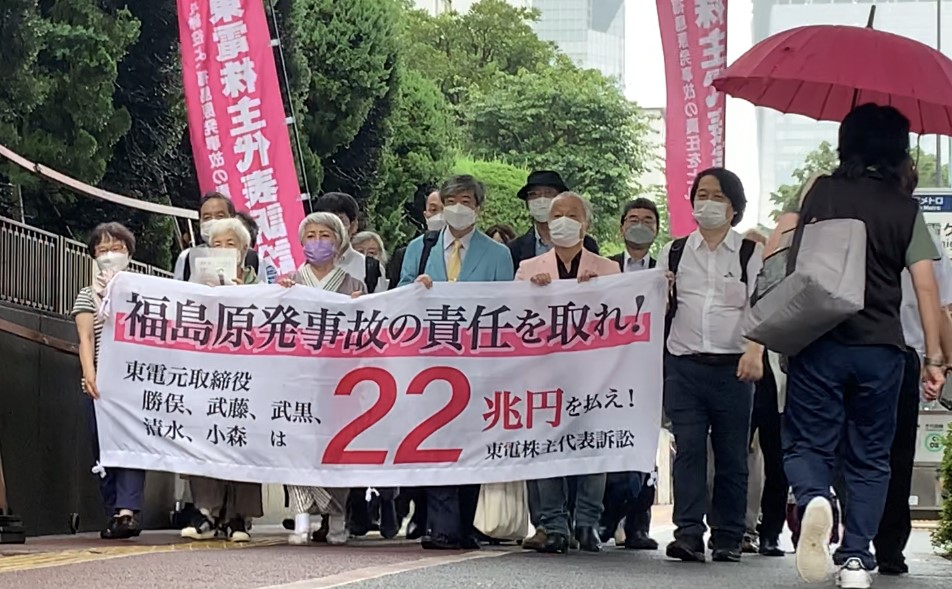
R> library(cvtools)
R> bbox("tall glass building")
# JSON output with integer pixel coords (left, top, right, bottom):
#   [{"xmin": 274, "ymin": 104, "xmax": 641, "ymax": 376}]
[
  {"xmin": 413, "ymin": 0, "xmax": 625, "ymax": 85},
  {"xmin": 531, "ymin": 0, "xmax": 626, "ymax": 85},
  {"xmin": 752, "ymin": 0, "xmax": 947, "ymax": 222}
]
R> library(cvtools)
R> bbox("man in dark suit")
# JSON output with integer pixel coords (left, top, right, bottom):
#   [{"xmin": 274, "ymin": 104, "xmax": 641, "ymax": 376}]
[
  {"xmin": 601, "ymin": 197, "xmax": 661, "ymax": 550},
  {"xmin": 508, "ymin": 171, "xmax": 599, "ymax": 275},
  {"xmin": 608, "ymin": 197, "xmax": 659, "ymax": 272}
]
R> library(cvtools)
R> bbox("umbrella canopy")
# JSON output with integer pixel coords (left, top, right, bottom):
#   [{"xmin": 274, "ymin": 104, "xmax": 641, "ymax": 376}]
[{"xmin": 713, "ymin": 25, "xmax": 952, "ymax": 135}]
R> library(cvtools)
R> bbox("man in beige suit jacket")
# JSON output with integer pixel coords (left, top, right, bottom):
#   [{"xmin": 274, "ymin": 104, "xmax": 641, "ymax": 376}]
[{"xmin": 514, "ymin": 192, "xmax": 618, "ymax": 555}]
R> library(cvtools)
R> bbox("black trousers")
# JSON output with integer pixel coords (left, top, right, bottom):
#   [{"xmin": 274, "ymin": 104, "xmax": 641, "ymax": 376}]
[
  {"xmin": 873, "ymin": 348, "xmax": 920, "ymax": 563},
  {"xmin": 600, "ymin": 472, "xmax": 654, "ymax": 537},
  {"xmin": 427, "ymin": 485, "xmax": 479, "ymax": 542},
  {"xmin": 396, "ymin": 486, "xmax": 428, "ymax": 530},
  {"xmin": 750, "ymin": 355, "xmax": 788, "ymax": 542}
]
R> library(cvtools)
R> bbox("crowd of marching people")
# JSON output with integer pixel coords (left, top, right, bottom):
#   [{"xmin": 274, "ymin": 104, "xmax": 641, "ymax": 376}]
[{"xmin": 72, "ymin": 104, "xmax": 952, "ymax": 589}]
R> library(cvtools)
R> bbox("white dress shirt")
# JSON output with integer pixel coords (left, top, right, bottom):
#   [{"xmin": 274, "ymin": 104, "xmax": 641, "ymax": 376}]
[
  {"xmin": 900, "ymin": 229, "xmax": 952, "ymax": 357},
  {"xmin": 658, "ymin": 229, "xmax": 764, "ymax": 356},
  {"xmin": 338, "ymin": 246, "xmax": 387, "ymax": 293},
  {"xmin": 623, "ymin": 250, "xmax": 650, "ymax": 272},
  {"xmin": 442, "ymin": 226, "xmax": 476, "ymax": 268}
]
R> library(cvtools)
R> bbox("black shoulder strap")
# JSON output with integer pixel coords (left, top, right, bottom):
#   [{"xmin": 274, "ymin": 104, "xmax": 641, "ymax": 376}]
[
  {"xmin": 364, "ymin": 255, "xmax": 381, "ymax": 292},
  {"xmin": 614, "ymin": 255, "xmax": 624, "ymax": 272},
  {"xmin": 739, "ymin": 239, "xmax": 757, "ymax": 284},
  {"xmin": 182, "ymin": 250, "xmax": 192, "ymax": 282},
  {"xmin": 664, "ymin": 237, "xmax": 689, "ymax": 339},
  {"xmin": 668, "ymin": 237, "xmax": 688, "ymax": 274},
  {"xmin": 418, "ymin": 231, "xmax": 441, "ymax": 278},
  {"xmin": 648, "ymin": 257, "xmax": 657, "ymax": 269}
]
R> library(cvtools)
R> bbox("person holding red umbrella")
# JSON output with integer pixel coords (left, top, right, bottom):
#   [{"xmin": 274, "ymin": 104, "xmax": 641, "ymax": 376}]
[{"xmin": 765, "ymin": 104, "xmax": 945, "ymax": 589}]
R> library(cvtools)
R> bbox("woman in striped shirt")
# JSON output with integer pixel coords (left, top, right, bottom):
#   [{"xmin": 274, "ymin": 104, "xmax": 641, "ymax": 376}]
[{"xmin": 72, "ymin": 222, "xmax": 147, "ymax": 540}]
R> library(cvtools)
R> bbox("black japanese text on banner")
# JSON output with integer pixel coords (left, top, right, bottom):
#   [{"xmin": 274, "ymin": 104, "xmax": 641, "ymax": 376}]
[{"xmin": 95, "ymin": 272, "xmax": 666, "ymax": 487}]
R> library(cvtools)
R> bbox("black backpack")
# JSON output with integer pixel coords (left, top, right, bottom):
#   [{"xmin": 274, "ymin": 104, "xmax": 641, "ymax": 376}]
[{"xmin": 664, "ymin": 236, "xmax": 757, "ymax": 339}]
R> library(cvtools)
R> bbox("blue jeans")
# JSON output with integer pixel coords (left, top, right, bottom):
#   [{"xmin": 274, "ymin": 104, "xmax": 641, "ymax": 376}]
[
  {"xmin": 86, "ymin": 396, "xmax": 145, "ymax": 514},
  {"xmin": 664, "ymin": 354, "xmax": 753, "ymax": 548},
  {"xmin": 783, "ymin": 338, "xmax": 903, "ymax": 570},
  {"xmin": 538, "ymin": 474, "xmax": 606, "ymax": 536}
]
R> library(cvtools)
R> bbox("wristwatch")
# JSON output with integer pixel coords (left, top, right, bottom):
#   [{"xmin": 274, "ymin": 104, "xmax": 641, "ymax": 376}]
[{"xmin": 923, "ymin": 356, "xmax": 945, "ymax": 368}]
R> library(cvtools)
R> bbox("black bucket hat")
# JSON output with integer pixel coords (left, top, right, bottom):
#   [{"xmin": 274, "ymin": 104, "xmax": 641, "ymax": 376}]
[{"xmin": 517, "ymin": 170, "xmax": 569, "ymax": 201}]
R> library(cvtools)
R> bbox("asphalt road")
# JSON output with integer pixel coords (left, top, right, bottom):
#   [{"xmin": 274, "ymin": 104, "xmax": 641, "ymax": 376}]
[{"xmin": 0, "ymin": 524, "xmax": 947, "ymax": 589}]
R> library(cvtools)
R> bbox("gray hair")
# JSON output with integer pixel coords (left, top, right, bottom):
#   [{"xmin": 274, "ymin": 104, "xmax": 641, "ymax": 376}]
[
  {"xmin": 551, "ymin": 191, "xmax": 594, "ymax": 227},
  {"xmin": 298, "ymin": 212, "xmax": 350, "ymax": 256},
  {"xmin": 352, "ymin": 231, "xmax": 388, "ymax": 265},
  {"xmin": 207, "ymin": 218, "xmax": 251, "ymax": 250},
  {"xmin": 440, "ymin": 175, "xmax": 486, "ymax": 207}
]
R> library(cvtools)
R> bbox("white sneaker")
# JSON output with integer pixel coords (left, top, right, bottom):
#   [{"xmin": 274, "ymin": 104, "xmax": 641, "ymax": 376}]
[
  {"xmin": 288, "ymin": 532, "xmax": 310, "ymax": 545},
  {"xmin": 796, "ymin": 497, "xmax": 834, "ymax": 583},
  {"xmin": 837, "ymin": 558, "xmax": 872, "ymax": 589}
]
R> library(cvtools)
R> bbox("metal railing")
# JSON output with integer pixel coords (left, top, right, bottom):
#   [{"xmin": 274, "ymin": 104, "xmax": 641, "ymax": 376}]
[{"xmin": 0, "ymin": 215, "xmax": 172, "ymax": 316}]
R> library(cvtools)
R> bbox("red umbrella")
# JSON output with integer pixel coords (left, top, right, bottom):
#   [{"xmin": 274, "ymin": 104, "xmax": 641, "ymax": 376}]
[{"xmin": 713, "ymin": 24, "xmax": 952, "ymax": 135}]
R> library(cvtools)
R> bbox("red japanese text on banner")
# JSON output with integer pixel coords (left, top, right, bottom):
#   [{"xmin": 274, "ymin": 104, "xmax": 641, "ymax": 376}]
[
  {"xmin": 657, "ymin": 0, "xmax": 728, "ymax": 237},
  {"xmin": 94, "ymin": 272, "xmax": 666, "ymax": 487},
  {"xmin": 177, "ymin": 0, "xmax": 305, "ymax": 274}
]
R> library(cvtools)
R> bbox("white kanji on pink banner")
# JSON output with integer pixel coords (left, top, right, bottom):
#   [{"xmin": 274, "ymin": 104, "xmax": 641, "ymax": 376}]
[
  {"xmin": 657, "ymin": 0, "xmax": 728, "ymax": 237},
  {"xmin": 178, "ymin": 0, "xmax": 304, "ymax": 275}
]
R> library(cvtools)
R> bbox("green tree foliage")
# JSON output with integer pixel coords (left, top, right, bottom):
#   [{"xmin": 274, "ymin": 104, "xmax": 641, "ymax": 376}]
[
  {"xmin": 453, "ymin": 156, "xmax": 531, "ymax": 236},
  {"xmin": 0, "ymin": 1, "xmax": 49, "ymax": 147},
  {"xmin": 12, "ymin": 1, "xmax": 139, "ymax": 237},
  {"xmin": 368, "ymin": 68, "xmax": 456, "ymax": 249},
  {"xmin": 933, "ymin": 425, "xmax": 952, "ymax": 554},
  {"xmin": 769, "ymin": 141, "xmax": 951, "ymax": 220},
  {"xmin": 401, "ymin": 0, "xmax": 556, "ymax": 108},
  {"xmin": 463, "ymin": 60, "xmax": 652, "ymax": 241},
  {"xmin": 288, "ymin": 0, "xmax": 400, "ymax": 182},
  {"xmin": 97, "ymin": 0, "xmax": 187, "ymax": 270},
  {"xmin": 768, "ymin": 141, "xmax": 838, "ymax": 221}
]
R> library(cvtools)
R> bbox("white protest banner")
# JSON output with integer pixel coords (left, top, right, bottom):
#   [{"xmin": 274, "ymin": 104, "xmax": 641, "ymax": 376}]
[{"xmin": 95, "ymin": 270, "xmax": 666, "ymax": 488}]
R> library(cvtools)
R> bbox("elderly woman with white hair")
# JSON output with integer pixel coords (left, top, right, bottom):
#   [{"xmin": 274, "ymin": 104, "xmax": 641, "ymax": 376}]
[
  {"xmin": 180, "ymin": 218, "xmax": 264, "ymax": 543},
  {"xmin": 279, "ymin": 212, "xmax": 366, "ymax": 296},
  {"xmin": 279, "ymin": 212, "xmax": 365, "ymax": 546}
]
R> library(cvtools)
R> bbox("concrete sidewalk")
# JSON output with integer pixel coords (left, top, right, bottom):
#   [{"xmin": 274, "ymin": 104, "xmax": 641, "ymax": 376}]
[{"xmin": 0, "ymin": 506, "xmax": 947, "ymax": 589}]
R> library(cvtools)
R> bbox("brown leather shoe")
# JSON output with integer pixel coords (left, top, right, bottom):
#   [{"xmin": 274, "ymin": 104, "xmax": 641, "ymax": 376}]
[{"xmin": 522, "ymin": 529, "xmax": 547, "ymax": 550}]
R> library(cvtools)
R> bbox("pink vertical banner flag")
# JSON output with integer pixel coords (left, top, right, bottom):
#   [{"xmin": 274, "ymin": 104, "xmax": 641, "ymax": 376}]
[
  {"xmin": 657, "ymin": 0, "xmax": 728, "ymax": 237},
  {"xmin": 177, "ymin": 0, "xmax": 305, "ymax": 274}
]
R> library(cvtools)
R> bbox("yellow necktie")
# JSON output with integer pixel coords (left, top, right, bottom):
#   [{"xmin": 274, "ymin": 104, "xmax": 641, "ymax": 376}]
[{"xmin": 447, "ymin": 239, "xmax": 462, "ymax": 282}]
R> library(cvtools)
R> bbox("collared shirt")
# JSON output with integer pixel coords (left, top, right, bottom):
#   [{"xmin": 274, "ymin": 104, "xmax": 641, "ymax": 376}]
[
  {"xmin": 534, "ymin": 227, "xmax": 553, "ymax": 257},
  {"xmin": 900, "ymin": 229, "xmax": 952, "ymax": 357},
  {"xmin": 623, "ymin": 250, "xmax": 650, "ymax": 273},
  {"xmin": 442, "ymin": 226, "xmax": 476, "ymax": 268},
  {"xmin": 556, "ymin": 251, "xmax": 582, "ymax": 280},
  {"xmin": 658, "ymin": 229, "xmax": 764, "ymax": 356}
]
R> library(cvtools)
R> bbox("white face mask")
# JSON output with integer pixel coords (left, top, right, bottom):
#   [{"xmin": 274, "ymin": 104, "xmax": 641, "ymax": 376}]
[
  {"xmin": 426, "ymin": 213, "xmax": 446, "ymax": 232},
  {"xmin": 442, "ymin": 203, "xmax": 477, "ymax": 231},
  {"xmin": 693, "ymin": 200, "xmax": 730, "ymax": 230},
  {"xmin": 95, "ymin": 251, "xmax": 130, "ymax": 274},
  {"xmin": 548, "ymin": 216, "xmax": 583, "ymax": 248},
  {"xmin": 527, "ymin": 198, "xmax": 553, "ymax": 223},
  {"xmin": 200, "ymin": 221, "xmax": 214, "ymax": 244}
]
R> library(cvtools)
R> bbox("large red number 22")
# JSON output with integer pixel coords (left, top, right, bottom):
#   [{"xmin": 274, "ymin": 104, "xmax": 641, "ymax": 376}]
[{"xmin": 321, "ymin": 366, "xmax": 471, "ymax": 465}]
